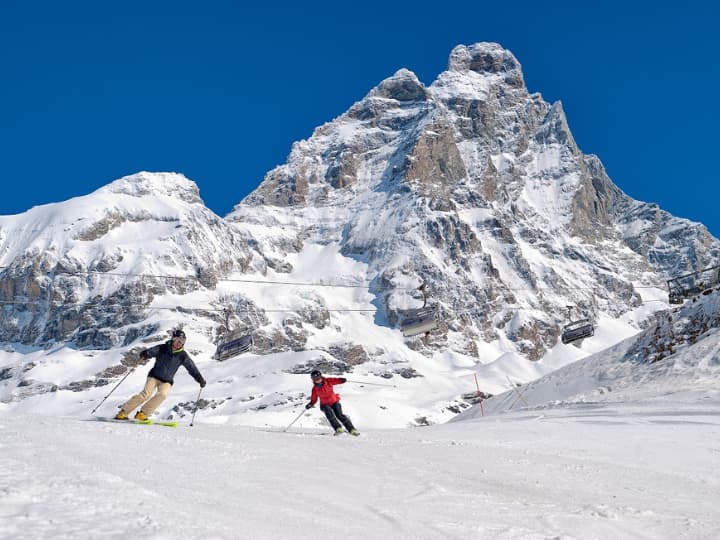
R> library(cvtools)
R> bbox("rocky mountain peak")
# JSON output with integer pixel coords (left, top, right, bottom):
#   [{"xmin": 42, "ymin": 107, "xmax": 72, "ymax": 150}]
[
  {"xmin": 101, "ymin": 171, "xmax": 203, "ymax": 205},
  {"xmin": 446, "ymin": 42, "xmax": 525, "ymax": 88},
  {"xmin": 231, "ymin": 40, "xmax": 720, "ymax": 365}
]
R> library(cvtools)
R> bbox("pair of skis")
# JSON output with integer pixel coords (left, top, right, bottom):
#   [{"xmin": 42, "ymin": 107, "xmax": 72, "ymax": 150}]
[
  {"xmin": 93, "ymin": 417, "xmax": 178, "ymax": 428},
  {"xmin": 282, "ymin": 409, "xmax": 359, "ymax": 436},
  {"xmin": 261, "ymin": 428, "xmax": 359, "ymax": 437}
]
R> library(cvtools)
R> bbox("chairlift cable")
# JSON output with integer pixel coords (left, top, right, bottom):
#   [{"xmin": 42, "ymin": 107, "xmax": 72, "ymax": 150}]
[
  {"xmin": 0, "ymin": 265, "xmax": 663, "ymax": 292},
  {"xmin": 0, "ymin": 265, "xmax": 419, "ymax": 291},
  {"xmin": 0, "ymin": 298, "xmax": 377, "ymax": 313}
]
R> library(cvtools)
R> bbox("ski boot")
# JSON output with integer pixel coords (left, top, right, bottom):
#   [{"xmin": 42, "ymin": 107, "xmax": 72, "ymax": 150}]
[
  {"xmin": 115, "ymin": 410, "xmax": 128, "ymax": 420},
  {"xmin": 350, "ymin": 429, "xmax": 360, "ymax": 436},
  {"xmin": 333, "ymin": 427, "xmax": 345, "ymax": 436},
  {"xmin": 134, "ymin": 411, "xmax": 149, "ymax": 421}
]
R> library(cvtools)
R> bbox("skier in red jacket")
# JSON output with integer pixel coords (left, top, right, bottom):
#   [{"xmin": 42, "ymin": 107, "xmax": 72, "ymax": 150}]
[{"xmin": 305, "ymin": 370, "xmax": 359, "ymax": 436}]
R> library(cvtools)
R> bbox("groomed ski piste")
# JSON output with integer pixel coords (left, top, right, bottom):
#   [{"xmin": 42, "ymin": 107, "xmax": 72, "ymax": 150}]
[
  {"xmin": 1, "ymin": 399, "xmax": 718, "ymax": 539},
  {"xmin": 2, "ymin": 295, "xmax": 720, "ymax": 539}
]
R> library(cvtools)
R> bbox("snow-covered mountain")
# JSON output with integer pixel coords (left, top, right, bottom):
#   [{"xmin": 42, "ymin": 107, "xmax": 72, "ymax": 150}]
[
  {"xmin": 229, "ymin": 42, "xmax": 718, "ymax": 359},
  {"xmin": 1, "ymin": 43, "xmax": 719, "ymax": 426},
  {"xmin": 0, "ymin": 172, "xmax": 260, "ymax": 347}
]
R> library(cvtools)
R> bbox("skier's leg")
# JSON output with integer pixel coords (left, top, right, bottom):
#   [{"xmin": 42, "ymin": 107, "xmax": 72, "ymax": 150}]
[
  {"xmin": 120, "ymin": 378, "xmax": 156, "ymax": 414},
  {"xmin": 140, "ymin": 379, "xmax": 172, "ymax": 415},
  {"xmin": 320, "ymin": 404, "xmax": 341, "ymax": 430},
  {"xmin": 331, "ymin": 402, "xmax": 356, "ymax": 432}
]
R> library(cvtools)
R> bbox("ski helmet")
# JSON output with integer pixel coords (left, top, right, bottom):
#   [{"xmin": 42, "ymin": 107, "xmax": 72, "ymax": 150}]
[
  {"xmin": 310, "ymin": 369, "xmax": 322, "ymax": 379},
  {"xmin": 172, "ymin": 329, "xmax": 186, "ymax": 340}
]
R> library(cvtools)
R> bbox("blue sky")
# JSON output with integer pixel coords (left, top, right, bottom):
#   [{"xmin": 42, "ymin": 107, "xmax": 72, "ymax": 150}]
[{"xmin": 1, "ymin": 1, "xmax": 718, "ymax": 235}]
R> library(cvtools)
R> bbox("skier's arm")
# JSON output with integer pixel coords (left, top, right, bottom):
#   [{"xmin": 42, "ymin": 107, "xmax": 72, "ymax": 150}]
[
  {"xmin": 308, "ymin": 386, "xmax": 319, "ymax": 406},
  {"xmin": 325, "ymin": 377, "xmax": 346, "ymax": 385},
  {"xmin": 140, "ymin": 344, "xmax": 163, "ymax": 360},
  {"xmin": 182, "ymin": 354, "xmax": 206, "ymax": 387}
]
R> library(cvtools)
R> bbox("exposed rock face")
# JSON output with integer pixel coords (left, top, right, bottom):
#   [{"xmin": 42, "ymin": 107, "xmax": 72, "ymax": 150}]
[
  {"xmin": 405, "ymin": 122, "xmax": 467, "ymax": 193},
  {"xmin": 372, "ymin": 69, "xmax": 429, "ymax": 102},
  {"xmin": 244, "ymin": 167, "xmax": 310, "ymax": 207},
  {"xmin": 326, "ymin": 343, "xmax": 369, "ymax": 366}
]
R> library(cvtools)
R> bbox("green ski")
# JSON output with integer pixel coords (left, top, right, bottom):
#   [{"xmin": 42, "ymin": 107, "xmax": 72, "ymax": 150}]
[
  {"xmin": 153, "ymin": 420, "xmax": 179, "ymax": 428},
  {"xmin": 130, "ymin": 419, "xmax": 178, "ymax": 428},
  {"xmin": 92, "ymin": 417, "xmax": 178, "ymax": 428}
]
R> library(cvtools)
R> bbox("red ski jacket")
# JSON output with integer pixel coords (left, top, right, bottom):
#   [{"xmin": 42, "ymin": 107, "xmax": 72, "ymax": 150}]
[{"xmin": 310, "ymin": 377, "xmax": 346, "ymax": 406}]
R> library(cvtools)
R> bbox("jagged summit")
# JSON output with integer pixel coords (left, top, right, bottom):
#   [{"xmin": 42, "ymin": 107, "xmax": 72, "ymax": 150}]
[
  {"xmin": 235, "ymin": 42, "xmax": 536, "ymax": 211},
  {"xmin": 447, "ymin": 42, "xmax": 523, "ymax": 77},
  {"xmin": 429, "ymin": 43, "xmax": 526, "ymax": 101}
]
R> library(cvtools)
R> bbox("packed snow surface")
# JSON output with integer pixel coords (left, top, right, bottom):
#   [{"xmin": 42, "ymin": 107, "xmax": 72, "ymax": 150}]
[{"xmin": 1, "ymin": 398, "xmax": 718, "ymax": 540}]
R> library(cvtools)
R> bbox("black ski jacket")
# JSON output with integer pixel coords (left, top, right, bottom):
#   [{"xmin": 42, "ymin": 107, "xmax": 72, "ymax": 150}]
[{"xmin": 141, "ymin": 341, "xmax": 205, "ymax": 386}]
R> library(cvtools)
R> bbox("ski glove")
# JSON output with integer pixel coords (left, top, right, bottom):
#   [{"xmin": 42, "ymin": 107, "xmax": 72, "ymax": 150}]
[
  {"xmin": 305, "ymin": 402, "xmax": 314, "ymax": 409},
  {"xmin": 199, "ymin": 378, "xmax": 207, "ymax": 388}
]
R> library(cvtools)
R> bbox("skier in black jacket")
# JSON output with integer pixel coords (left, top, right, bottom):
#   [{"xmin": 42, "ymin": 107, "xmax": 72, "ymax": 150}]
[{"xmin": 115, "ymin": 329, "xmax": 206, "ymax": 421}]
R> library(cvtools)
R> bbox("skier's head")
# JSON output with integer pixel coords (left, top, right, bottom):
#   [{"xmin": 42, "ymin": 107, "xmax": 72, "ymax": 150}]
[
  {"xmin": 310, "ymin": 370, "xmax": 323, "ymax": 383},
  {"xmin": 171, "ymin": 329, "xmax": 186, "ymax": 351}
]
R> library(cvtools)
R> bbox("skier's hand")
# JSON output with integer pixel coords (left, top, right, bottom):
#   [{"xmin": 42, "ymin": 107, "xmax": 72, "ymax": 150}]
[
  {"xmin": 305, "ymin": 402, "xmax": 314, "ymax": 410},
  {"xmin": 138, "ymin": 349, "xmax": 148, "ymax": 360},
  {"xmin": 199, "ymin": 378, "xmax": 207, "ymax": 388}
]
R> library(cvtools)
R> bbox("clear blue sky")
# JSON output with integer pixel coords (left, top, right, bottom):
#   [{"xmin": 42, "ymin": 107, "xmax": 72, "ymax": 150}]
[{"xmin": 1, "ymin": 1, "xmax": 718, "ymax": 235}]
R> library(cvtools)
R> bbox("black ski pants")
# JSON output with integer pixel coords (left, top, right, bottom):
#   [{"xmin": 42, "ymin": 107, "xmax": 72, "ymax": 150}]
[{"xmin": 320, "ymin": 402, "xmax": 355, "ymax": 431}]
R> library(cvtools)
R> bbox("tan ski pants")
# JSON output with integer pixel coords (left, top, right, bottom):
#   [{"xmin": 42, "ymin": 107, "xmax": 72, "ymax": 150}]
[{"xmin": 121, "ymin": 377, "xmax": 172, "ymax": 415}]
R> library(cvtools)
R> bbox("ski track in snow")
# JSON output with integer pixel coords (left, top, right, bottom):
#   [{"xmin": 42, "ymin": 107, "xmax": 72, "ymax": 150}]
[{"xmin": 1, "ymin": 404, "xmax": 719, "ymax": 540}]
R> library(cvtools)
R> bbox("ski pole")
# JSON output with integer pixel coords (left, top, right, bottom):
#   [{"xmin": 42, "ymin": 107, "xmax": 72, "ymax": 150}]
[
  {"xmin": 90, "ymin": 366, "xmax": 136, "ymax": 415},
  {"xmin": 189, "ymin": 387, "xmax": 203, "ymax": 427},
  {"xmin": 283, "ymin": 408, "xmax": 306, "ymax": 432},
  {"xmin": 344, "ymin": 379, "xmax": 397, "ymax": 388},
  {"xmin": 474, "ymin": 373, "xmax": 485, "ymax": 416},
  {"xmin": 506, "ymin": 376, "xmax": 529, "ymax": 410}
]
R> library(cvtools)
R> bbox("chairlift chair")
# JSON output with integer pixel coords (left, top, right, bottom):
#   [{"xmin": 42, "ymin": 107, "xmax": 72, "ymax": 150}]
[
  {"xmin": 213, "ymin": 306, "xmax": 255, "ymax": 361},
  {"xmin": 667, "ymin": 265, "xmax": 720, "ymax": 304},
  {"xmin": 561, "ymin": 318, "xmax": 594, "ymax": 345},
  {"xmin": 560, "ymin": 305, "xmax": 594, "ymax": 345},
  {"xmin": 214, "ymin": 328, "xmax": 253, "ymax": 361},
  {"xmin": 400, "ymin": 306, "xmax": 439, "ymax": 337},
  {"xmin": 398, "ymin": 282, "xmax": 440, "ymax": 338}
]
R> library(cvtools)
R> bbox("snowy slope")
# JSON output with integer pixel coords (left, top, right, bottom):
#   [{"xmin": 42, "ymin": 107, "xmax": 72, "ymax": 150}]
[{"xmin": 1, "ymin": 399, "xmax": 718, "ymax": 540}]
